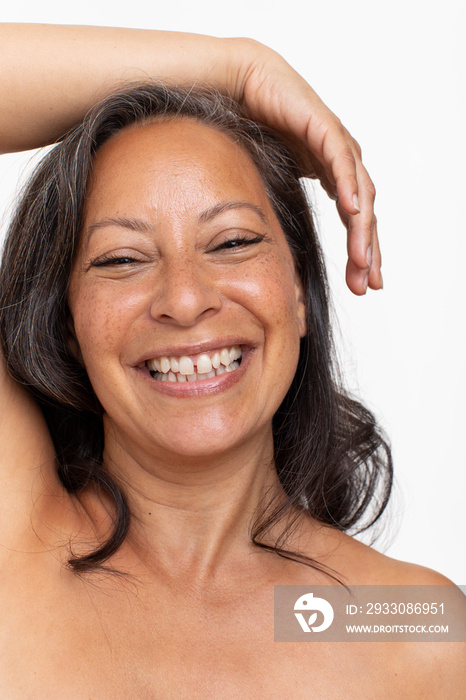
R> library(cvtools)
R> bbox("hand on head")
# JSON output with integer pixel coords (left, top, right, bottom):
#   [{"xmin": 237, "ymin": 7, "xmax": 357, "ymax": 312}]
[
  {"xmin": 0, "ymin": 24, "xmax": 381, "ymax": 296},
  {"xmin": 234, "ymin": 40, "xmax": 381, "ymax": 295}
]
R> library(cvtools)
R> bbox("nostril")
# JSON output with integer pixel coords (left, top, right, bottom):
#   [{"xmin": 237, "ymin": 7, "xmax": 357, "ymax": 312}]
[
  {"xmin": 153, "ymin": 304, "xmax": 221, "ymax": 327},
  {"xmin": 150, "ymin": 269, "xmax": 222, "ymax": 326}
]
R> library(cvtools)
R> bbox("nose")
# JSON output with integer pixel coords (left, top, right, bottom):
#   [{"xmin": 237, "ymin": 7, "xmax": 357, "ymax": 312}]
[{"xmin": 150, "ymin": 258, "xmax": 222, "ymax": 326}]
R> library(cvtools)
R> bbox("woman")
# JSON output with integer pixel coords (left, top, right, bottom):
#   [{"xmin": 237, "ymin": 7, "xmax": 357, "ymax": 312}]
[{"xmin": 0, "ymin": 26, "xmax": 462, "ymax": 699}]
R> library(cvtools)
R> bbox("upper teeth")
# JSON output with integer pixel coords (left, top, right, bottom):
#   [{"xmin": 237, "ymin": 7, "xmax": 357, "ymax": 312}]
[{"xmin": 147, "ymin": 346, "xmax": 242, "ymax": 376}]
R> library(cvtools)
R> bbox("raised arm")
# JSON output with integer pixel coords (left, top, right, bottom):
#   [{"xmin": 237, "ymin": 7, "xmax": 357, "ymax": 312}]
[{"xmin": 0, "ymin": 23, "xmax": 380, "ymax": 294}]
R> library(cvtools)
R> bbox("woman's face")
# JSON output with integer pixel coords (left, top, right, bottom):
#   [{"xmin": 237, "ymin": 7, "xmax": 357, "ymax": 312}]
[{"xmin": 68, "ymin": 119, "xmax": 306, "ymax": 463}]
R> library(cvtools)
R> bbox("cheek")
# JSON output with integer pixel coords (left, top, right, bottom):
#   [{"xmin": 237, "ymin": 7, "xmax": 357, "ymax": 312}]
[
  {"xmin": 224, "ymin": 257, "xmax": 302, "ymax": 350},
  {"xmin": 70, "ymin": 285, "xmax": 136, "ymax": 368},
  {"xmin": 70, "ymin": 289, "xmax": 137, "ymax": 411}
]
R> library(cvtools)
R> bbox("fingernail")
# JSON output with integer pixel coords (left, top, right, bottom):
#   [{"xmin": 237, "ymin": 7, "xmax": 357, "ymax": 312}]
[
  {"xmin": 366, "ymin": 246, "xmax": 372, "ymax": 267},
  {"xmin": 379, "ymin": 271, "xmax": 384, "ymax": 289},
  {"xmin": 353, "ymin": 193, "xmax": 360, "ymax": 212},
  {"xmin": 363, "ymin": 273, "xmax": 369, "ymax": 293}
]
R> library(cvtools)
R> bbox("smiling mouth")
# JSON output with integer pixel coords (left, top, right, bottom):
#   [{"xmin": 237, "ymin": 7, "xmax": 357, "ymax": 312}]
[{"xmin": 146, "ymin": 345, "xmax": 242, "ymax": 383}]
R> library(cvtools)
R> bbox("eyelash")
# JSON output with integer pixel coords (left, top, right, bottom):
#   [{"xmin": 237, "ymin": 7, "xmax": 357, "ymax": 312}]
[
  {"xmin": 90, "ymin": 234, "xmax": 265, "ymax": 267},
  {"xmin": 210, "ymin": 234, "xmax": 265, "ymax": 251},
  {"xmin": 91, "ymin": 254, "xmax": 139, "ymax": 267}
]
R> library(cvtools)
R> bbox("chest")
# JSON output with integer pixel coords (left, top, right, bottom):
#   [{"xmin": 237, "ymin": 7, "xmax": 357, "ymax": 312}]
[{"xmin": 1, "ymin": 578, "xmax": 412, "ymax": 699}]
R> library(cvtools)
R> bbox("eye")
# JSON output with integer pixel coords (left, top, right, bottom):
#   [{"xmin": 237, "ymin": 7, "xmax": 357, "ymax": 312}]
[
  {"xmin": 209, "ymin": 233, "xmax": 265, "ymax": 252},
  {"xmin": 90, "ymin": 254, "xmax": 139, "ymax": 267}
]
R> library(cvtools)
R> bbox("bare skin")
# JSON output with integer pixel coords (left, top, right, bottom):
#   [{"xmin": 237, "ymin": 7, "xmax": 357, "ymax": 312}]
[
  {"xmin": 0, "ymin": 416, "xmax": 460, "ymax": 699},
  {"xmin": 0, "ymin": 120, "xmax": 463, "ymax": 699}
]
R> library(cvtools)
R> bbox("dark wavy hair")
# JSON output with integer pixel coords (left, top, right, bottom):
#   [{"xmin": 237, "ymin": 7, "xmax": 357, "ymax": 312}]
[{"xmin": 0, "ymin": 84, "xmax": 392, "ymax": 575}]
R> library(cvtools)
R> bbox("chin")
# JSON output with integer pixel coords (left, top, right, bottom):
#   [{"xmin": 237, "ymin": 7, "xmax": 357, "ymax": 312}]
[{"xmin": 152, "ymin": 430, "xmax": 254, "ymax": 463}]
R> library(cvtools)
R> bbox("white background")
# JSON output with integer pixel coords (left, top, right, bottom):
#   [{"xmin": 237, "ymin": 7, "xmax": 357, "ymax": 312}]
[{"xmin": 0, "ymin": 1, "xmax": 464, "ymax": 583}]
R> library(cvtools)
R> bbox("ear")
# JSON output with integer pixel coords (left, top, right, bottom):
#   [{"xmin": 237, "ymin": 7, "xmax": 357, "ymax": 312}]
[{"xmin": 294, "ymin": 271, "xmax": 307, "ymax": 338}]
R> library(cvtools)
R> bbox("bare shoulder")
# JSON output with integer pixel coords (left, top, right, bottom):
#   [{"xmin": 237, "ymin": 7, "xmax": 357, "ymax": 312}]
[
  {"xmin": 313, "ymin": 528, "xmax": 466, "ymax": 698},
  {"xmin": 309, "ymin": 525, "xmax": 455, "ymax": 586}
]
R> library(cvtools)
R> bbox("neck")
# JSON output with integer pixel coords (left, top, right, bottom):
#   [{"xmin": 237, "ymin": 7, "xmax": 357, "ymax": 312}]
[{"xmin": 100, "ymin": 426, "xmax": 285, "ymax": 585}]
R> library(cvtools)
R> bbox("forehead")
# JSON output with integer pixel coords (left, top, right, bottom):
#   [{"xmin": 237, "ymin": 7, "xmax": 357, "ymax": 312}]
[{"xmin": 85, "ymin": 118, "xmax": 274, "ymax": 222}]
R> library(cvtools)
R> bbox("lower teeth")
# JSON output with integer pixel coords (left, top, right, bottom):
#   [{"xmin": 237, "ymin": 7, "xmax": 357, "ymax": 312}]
[{"xmin": 150, "ymin": 360, "xmax": 240, "ymax": 383}]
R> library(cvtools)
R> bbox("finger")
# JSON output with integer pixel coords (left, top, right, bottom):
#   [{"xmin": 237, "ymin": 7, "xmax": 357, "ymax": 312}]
[
  {"xmin": 304, "ymin": 113, "xmax": 379, "ymax": 294},
  {"xmin": 319, "ymin": 171, "xmax": 339, "ymax": 202},
  {"xmin": 309, "ymin": 118, "xmax": 361, "ymax": 215},
  {"xmin": 346, "ymin": 162, "xmax": 376, "ymax": 273},
  {"xmin": 345, "ymin": 258, "xmax": 368, "ymax": 296},
  {"xmin": 335, "ymin": 162, "xmax": 379, "ymax": 295},
  {"xmin": 345, "ymin": 215, "xmax": 382, "ymax": 294},
  {"xmin": 367, "ymin": 218, "xmax": 383, "ymax": 290}
]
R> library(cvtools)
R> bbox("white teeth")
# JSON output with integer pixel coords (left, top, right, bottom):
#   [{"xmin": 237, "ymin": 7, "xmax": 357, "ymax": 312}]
[
  {"xmin": 147, "ymin": 345, "xmax": 242, "ymax": 381},
  {"xmin": 147, "ymin": 358, "xmax": 161, "ymax": 372},
  {"xmin": 160, "ymin": 356, "xmax": 171, "ymax": 374},
  {"xmin": 220, "ymin": 348, "xmax": 231, "ymax": 366},
  {"xmin": 196, "ymin": 353, "xmax": 213, "ymax": 374},
  {"xmin": 150, "ymin": 360, "xmax": 240, "ymax": 383},
  {"xmin": 225, "ymin": 361, "xmax": 239, "ymax": 373},
  {"xmin": 179, "ymin": 356, "xmax": 194, "ymax": 375}
]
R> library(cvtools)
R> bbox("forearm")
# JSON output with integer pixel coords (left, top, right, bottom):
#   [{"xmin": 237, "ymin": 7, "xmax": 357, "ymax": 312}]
[
  {"xmin": 0, "ymin": 23, "xmax": 381, "ymax": 294},
  {"xmin": 0, "ymin": 23, "xmax": 247, "ymax": 153}
]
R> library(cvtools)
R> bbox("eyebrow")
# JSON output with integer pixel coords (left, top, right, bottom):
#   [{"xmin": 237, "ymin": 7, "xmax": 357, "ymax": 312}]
[
  {"xmin": 85, "ymin": 201, "xmax": 269, "ymax": 240},
  {"xmin": 85, "ymin": 216, "xmax": 153, "ymax": 241},
  {"xmin": 198, "ymin": 201, "xmax": 268, "ymax": 224}
]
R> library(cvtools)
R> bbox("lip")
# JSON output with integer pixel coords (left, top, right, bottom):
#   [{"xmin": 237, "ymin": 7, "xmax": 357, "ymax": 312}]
[
  {"xmin": 135, "ymin": 346, "xmax": 252, "ymax": 397},
  {"xmin": 133, "ymin": 337, "xmax": 254, "ymax": 367}
]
